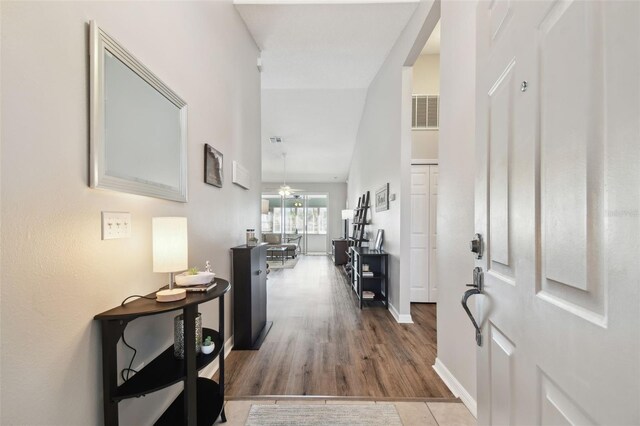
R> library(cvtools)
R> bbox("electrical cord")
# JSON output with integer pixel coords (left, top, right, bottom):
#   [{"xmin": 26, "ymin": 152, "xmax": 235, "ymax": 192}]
[
  {"xmin": 118, "ymin": 294, "xmax": 155, "ymax": 384},
  {"xmin": 121, "ymin": 330, "xmax": 138, "ymax": 382},
  {"xmin": 121, "ymin": 294, "xmax": 156, "ymax": 306}
]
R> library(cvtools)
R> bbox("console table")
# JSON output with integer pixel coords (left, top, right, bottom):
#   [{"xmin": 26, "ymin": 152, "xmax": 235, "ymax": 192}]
[
  {"xmin": 350, "ymin": 247, "xmax": 388, "ymax": 309},
  {"xmin": 94, "ymin": 279, "xmax": 230, "ymax": 426}
]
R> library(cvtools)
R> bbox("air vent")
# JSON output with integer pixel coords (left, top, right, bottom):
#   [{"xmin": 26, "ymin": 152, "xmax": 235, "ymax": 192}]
[
  {"xmin": 412, "ymin": 95, "xmax": 439, "ymax": 130},
  {"xmin": 269, "ymin": 136, "xmax": 283, "ymax": 144}
]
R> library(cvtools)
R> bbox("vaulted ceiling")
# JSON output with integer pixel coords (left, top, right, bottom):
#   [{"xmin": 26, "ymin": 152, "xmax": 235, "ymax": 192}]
[{"xmin": 235, "ymin": 1, "xmax": 419, "ymax": 183}]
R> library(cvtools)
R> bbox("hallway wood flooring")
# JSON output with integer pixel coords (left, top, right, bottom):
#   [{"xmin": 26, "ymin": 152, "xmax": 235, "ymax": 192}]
[{"xmin": 219, "ymin": 255, "xmax": 454, "ymax": 398}]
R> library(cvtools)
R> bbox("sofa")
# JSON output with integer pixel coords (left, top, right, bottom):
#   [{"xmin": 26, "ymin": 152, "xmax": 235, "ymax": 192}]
[{"xmin": 263, "ymin": 233, "xmax": 302, "ymax": 259}]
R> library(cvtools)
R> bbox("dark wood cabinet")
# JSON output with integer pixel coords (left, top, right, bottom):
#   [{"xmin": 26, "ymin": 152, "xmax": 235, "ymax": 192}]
[
  {"xmin": 231, "ymin": 243, "xmax": 272, "ymax": 350},
  {"xmin": 332, "ymin": 239, "xmax": 349, "ymax": 265},
  {"xmin": 94, "ymin": 280, "xmax": 230, "ymax": 426}
]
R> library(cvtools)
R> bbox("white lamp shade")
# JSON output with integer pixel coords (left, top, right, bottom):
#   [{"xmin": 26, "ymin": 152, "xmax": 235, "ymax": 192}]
[
  {"xmin": 152, "ymin": 217, "xmax": 188, "ymax": 273},
  {"xmin": 261, "ymin": 199, "xmax": 269, "ymax": 214},
  {"xmin": 341, "ymin": 209, "xmax": 353, "ymax": 220}
]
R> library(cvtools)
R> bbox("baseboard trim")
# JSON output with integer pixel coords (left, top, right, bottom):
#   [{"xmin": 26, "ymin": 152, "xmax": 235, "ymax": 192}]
[
  {"xmin": 200, "ymin": 335, "xmax": 234, "ymax": 379},
  {"xmin": 433, "ymin": 358, "xmax": 477, "ymax": 418},
  {"xmin": 388, "ymin": 303, "xmax": 413, "ymax": 324}
]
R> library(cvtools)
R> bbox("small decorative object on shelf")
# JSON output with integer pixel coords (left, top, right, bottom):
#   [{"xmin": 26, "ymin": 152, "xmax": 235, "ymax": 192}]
[
  {"xmin": 373, "ymin": 229, "xmax": 384, "ymax": 250},
  {"xmin": 201, "ymin": 335, "xmax": 215, "ymax": 355},
  {"xmin": 174, "ymin": 313, "xmax": 202, "ymax": 359},
  {"xmin": 246, "ymin": 228, "xmax": 258, "ymax": 246},
  {"xmin": 175, "ymin": 267, "xmax": 215, "ymax": 286}
]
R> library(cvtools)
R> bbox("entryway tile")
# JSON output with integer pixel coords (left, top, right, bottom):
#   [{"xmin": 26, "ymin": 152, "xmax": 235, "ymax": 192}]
[
  {"xmin": 218, "ymin": 400, "xmax": 276, "ymax": 425},
  {"xmin": 376, "ymin": 401, "xmax": 438, "ymax": 425},
  {"xmin": 427, "ymin": 402, "xmax": 476, "ymax": 426}
]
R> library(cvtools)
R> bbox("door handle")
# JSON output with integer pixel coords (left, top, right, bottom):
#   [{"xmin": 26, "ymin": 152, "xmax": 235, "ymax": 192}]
[{"xmin": 461, "ymin": 266, "xmax": 483, "ymax": 346}]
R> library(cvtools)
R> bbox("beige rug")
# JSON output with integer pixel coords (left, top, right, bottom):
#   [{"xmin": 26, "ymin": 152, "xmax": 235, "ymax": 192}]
[
  {"xmin": 246, "ymin": 404, "xmax": 402, "ymax": 426},
  {"xmin": 267, "ymin": 257, "xmax": 298, "ymax": 269}
]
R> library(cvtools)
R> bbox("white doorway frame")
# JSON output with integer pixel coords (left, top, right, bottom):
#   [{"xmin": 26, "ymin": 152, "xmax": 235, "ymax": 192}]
[{"xmin": 397, "ymin": 4, "xmax": 441, "ymax": 324}]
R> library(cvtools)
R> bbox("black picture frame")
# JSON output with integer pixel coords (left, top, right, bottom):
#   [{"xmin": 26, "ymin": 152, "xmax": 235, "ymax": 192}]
[
  {"xmin": 204, "ymin": 144, "xmax": 223, "ymax": 188},
  {"xmin": 375, "ymin": 183, "xmax": 389, "ymax": 212}
]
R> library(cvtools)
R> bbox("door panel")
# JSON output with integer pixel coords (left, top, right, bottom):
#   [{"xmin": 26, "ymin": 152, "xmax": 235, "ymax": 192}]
[
  {"xmin": 489, "ymin": 324, "xmax": 515, "ymax": 426},
  {"xmin": 475, "ymin": 1, "xmax": 639, "ymax": 424}
]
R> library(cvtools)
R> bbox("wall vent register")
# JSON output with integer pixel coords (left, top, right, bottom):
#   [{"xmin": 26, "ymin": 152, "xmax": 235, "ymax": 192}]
[{"xmin": 412, "ymin": 95, "xmax": 439, "ymax": 129}]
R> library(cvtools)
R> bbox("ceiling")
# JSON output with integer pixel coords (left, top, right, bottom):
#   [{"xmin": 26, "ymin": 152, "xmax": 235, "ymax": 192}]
[{"xmin": 235, "ymin": 1, "xmax": 419, "ymax": 183}]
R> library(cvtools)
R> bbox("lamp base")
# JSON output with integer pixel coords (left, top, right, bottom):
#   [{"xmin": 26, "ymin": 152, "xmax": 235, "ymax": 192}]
[{"xmin": 156, "ymin": 288, "xmax": 187, "ymax": 303}]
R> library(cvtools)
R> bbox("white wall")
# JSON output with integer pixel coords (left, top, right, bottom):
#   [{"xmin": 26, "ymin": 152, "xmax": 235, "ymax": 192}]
[
  {"xmin": 262, "ymin": 181, "xmax": 347, "ymax": 254},
  {"xmin": 1, "ymin": 2, "xmax": 260, "ymax": 425},
  {"xmin": 435, "ymin": 0, "xmax": 478, "ymax": 413},
  {"xmin": 412, "ymin": 53, "xmax": 440, "ymax": 159},
  {"xmin": 348, "ymin": 0, "xmax": 439, "ymax": 321}
]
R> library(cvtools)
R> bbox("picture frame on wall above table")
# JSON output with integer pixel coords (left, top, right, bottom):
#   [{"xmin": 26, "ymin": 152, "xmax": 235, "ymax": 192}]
[
  {"xmin": 375, "ymin": 183, "xmax": 389, "ymax": 212},
  {"xmin": 204, "ymin": 144, "xmax": 223, "ymax": 187}
]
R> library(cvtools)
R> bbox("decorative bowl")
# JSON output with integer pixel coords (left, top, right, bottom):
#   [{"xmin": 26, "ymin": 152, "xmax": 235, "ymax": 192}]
[
  {"xmin": 175, "ymin": 271, "xmax": 215, "ymax": 286},
  {"xmin": 201, "ymin": 344, "xmax": 215, "ymax": 355}
]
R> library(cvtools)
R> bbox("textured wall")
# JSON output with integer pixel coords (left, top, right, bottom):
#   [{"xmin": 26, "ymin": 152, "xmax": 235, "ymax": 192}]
[
  {"xmin": 436, "ymin": 0, "xmax": 478, "ymax": 407},
  {"xmin": 1, "ymin": 2, "xmax": 260, "ymax": 424}
]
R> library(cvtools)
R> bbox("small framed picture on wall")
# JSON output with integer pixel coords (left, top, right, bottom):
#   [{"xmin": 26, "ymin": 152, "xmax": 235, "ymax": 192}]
[
  {"xmin": 375, "ymin": 183, "xmax": 389, "ymax": 212},
  {"xmin": 204, "ymin": 144, "xmax": 223, "ymax": 188}
]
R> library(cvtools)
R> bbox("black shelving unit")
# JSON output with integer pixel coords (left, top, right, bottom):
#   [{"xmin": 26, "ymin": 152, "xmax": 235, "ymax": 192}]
[
  {"xmin": 350, "ymin": 247, "xmax": 388, "ymax": 309},
  {"xmin": 94, "ymin": 279, "xmax": 231, "ymax": 426}
]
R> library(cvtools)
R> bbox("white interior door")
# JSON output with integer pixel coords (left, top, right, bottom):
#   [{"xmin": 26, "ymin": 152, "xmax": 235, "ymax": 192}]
[
  {"xmin": 474, "ymin": 1, "xmax": 639, "ymax": 425},
  {"xmin": 411, "ymin": 164, "xmax": 438, "ymax": 303},
  {"xmin": 411, "ymin": 165, "xmax": 430, "ymax": 302}
]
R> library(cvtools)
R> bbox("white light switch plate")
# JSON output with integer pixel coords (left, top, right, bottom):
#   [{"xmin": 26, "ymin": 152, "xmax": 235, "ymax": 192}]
[{"xmin": 102, "ymin": 212, "xmax": 131, "ymax": 240}]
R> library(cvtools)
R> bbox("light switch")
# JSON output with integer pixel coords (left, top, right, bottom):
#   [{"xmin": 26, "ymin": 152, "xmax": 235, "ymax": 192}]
[{"xmin": 102, "ymin": 212, "xmax": 131, "ymax": 240}]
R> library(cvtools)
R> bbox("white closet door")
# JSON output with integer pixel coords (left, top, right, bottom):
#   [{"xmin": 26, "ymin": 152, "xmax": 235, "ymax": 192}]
[{"xmin": 410, "ymin": 164, "xmax": 437, "ymax": 303}]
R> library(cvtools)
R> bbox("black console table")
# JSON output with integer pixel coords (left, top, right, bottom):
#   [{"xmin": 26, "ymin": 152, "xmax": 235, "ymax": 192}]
[
  {"xmin": 350, "ymin": 247, "xmax": 388, "ymax": 309},
  {"xmin": 94, "ymin": 278, "xmax": 230, "ymax": 426}
]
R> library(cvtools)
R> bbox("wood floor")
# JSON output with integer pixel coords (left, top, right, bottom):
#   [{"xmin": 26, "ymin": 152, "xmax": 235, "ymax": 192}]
[{"xmin": 219, "ymin": 255, "xmax": 454, "ymax": 399}]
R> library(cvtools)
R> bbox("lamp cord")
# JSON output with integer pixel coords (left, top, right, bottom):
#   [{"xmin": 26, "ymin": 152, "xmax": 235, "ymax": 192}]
[
  {"xmin": 121, "ymin": 295, "xmax": 156, "ymax": 306},
  {"xmin": 118, "ymin": 294, "xmax": 155, "ymax": 386},
  {"xmin": 121, "ymin": 330, "xmax": 138, "ymax": 382}
]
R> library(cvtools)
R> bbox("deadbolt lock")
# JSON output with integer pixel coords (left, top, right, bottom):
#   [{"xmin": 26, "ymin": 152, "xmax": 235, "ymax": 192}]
[{"xmin": 470, "ymin": 233, "xmax": 483, "ymax": 259}]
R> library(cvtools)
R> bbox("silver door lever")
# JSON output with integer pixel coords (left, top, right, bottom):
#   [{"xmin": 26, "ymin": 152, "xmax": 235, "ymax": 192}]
[{"xmin": 461, "ymin": 267, "xmax": 483, "ymax": 346}]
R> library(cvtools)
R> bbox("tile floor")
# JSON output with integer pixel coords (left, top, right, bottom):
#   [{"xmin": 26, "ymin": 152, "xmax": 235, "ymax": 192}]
[{"xmin": 217, "ymin": 399, "xmax": 476, "ymax": 426}]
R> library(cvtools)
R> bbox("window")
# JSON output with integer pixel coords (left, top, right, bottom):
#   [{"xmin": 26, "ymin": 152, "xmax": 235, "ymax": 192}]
[
  {"xmin": 306, "ymin": 207, "xmax": 327, "ymax": 235},
  {"xmin": 412, "ymin": 95, "xmax": 439, "ymax": 129},
  {"xmin": 260, "ymin": 195, "xmax": 327, "ymax": 235}
]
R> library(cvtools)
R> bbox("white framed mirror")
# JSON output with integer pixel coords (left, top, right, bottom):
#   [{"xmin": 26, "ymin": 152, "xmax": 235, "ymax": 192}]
[{"xmin": 89, "ymin": 21, "xmax": 188, "ymax": 202}]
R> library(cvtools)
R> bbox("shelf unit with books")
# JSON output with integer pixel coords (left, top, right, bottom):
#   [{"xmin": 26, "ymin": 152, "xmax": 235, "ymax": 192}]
[{"xmin": 349, "ymin": 247, "xmax": 388, "ymax": 309}]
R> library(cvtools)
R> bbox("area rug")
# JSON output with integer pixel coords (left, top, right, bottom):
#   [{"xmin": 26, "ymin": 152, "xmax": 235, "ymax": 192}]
[
  {"xmin": 245, "ymin": 404, "xmax": 402, "ymax": 426},
  {"xmin": 267, "ymin": 257, "xmax": 299, "ymax": 269}
]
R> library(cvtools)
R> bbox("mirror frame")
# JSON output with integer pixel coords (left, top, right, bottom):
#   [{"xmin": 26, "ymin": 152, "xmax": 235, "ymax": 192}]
[{"xmin": 89, "ymin": 21, "xmax": 188, "ymax": 202}]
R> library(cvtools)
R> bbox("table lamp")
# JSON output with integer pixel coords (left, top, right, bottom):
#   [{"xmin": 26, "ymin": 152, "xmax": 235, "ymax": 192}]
[
  {"xmin": 153, "ymin": 217, "xmax": 188, "ymax": 302},
  {"xmin": 341, "ymin": 209, "xmax": 353, "ymax": 239}
]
